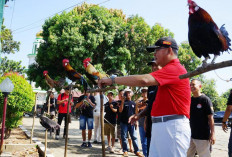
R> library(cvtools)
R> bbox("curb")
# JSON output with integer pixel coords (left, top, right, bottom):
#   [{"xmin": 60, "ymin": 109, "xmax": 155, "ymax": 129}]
[{"xmin": 19, "ymin": 125, "xmax": 54, "ymax": 157}]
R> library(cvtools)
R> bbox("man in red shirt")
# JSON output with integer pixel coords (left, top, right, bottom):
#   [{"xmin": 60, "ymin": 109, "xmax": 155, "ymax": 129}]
[
  {"xmin": 98, "ymin": 37, "xmax": 191, "ymax": 157},
  {"xmin": 56, "ymin": 86, "xmax": 74, "ymax": 140}
]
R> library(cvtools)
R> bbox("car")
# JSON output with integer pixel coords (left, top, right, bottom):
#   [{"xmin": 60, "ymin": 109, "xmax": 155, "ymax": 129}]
[{"xmin": 214, "ymin": 111, "xmax": 232, "ymax": 122}]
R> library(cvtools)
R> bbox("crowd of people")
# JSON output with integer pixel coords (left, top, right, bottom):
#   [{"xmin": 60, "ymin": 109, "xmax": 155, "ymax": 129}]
[{"xmin": 43, "ymin": 37, "xmax": 232, "ymax": 157}]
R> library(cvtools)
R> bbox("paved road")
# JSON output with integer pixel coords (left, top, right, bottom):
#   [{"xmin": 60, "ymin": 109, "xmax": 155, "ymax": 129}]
[{"xmin": 23, "ymin": 117, "xmax": 230, "ymax": 157}]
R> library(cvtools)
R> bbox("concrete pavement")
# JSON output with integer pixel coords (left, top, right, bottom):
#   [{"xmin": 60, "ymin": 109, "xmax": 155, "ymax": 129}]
[{"xmin": 22, "ymin": 117, "xmax": 230, "ymax": 157}]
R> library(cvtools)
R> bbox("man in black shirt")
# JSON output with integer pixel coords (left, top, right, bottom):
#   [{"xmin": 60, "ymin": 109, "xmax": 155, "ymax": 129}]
[
  {"xmin": 222, "ymin": 89, "xmax": 232, "ymax": 157},
  {"xmin": 187, "ymin": 79, "xmax": 215, "ymax": 157},
  {"xmin": 104, "ymin": 91, "xmax": 118, "ymax": 153},
  {"xmin": 75, "ymin": 91, "xmax": 96, "ymax": 147},
  {"xmin": 128, "ymin": 58, "xmax": 161, "ymax": 157},
  {"xmin": 119, "ymin": 88, "xmax": 144, "ymax": 157}
]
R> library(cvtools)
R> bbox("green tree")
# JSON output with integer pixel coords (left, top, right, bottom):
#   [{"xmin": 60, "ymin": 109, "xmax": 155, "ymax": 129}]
[
  {"xmin": 178, "ymin": 41, "xmax": 201, "ymax": 72},
  {"xmin": 0, "ymin": 73, "xmax": 35, "ymax": 138},
  {"xmin": 0, "ymin": 56, "xmax": 26, "ymax": 74},
  {"xmin": 27, "ymin": 3, "xmax": 175, "ymax": 90},
  {"xmin": 0, "ymin": 24, "xmax": 22, "ymax": 76},
  {"xmin": 1, "ymin": 25, "xmax": 20, "ymax": 54}
]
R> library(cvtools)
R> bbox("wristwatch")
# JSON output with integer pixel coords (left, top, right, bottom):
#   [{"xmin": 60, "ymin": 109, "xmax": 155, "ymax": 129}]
[{"xmin": 110, "ymin": 75, "xmax": 116, "ymax": 85}]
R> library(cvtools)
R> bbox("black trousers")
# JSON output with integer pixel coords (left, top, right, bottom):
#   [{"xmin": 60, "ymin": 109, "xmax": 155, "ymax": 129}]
[{"xmin": 56, "ymin": 113, "xmax": 67, "ymax": 136}]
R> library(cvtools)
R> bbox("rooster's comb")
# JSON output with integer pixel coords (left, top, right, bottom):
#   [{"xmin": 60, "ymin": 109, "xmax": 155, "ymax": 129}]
[
  {"xmin": 43, "ymin": 70, "xmax": 48, "ymax": 76},
  {"xmin": 83, "ymin": 58, "xmax": 91, "ymax": 63},
  {"xmin": 62, "ymin": 59, "xmax": 69, "ymax": 63}
]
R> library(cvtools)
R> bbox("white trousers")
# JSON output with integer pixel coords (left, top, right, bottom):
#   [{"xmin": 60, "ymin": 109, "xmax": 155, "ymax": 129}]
[
  {"xmin": 187, "ymin": 138, "xmax": 211, "ymax": 157},
  {"xmin": 149, "ymin": 116, "xmax": 191, "ymax": 157},
  {"xmin": 93, "ymin": 114, "xmax": 101, "ymax": 142}
]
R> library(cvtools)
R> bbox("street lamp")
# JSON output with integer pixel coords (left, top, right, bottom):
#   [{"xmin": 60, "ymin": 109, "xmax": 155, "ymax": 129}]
[{"xmin": 0, "ymin": 77, "xmax": 14, "ymax": 154}]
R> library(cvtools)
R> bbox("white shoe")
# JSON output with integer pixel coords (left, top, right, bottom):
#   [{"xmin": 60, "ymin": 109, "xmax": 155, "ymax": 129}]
[
  {"xmin": 117, "ymin": 148, "xmax": 123, "ymax": 154},
  {"xmin": 110, "ymin": 147, "xmax": 115, "ymax": 153},
  {"xmin": 55, "ymin": 135, "xmax": 59, "ymax": 140}
]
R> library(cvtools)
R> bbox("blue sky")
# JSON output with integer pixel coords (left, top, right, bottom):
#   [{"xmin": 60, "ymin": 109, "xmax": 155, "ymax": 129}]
[{"xmin": 2, "ymin": 0, "xmax": 232, "ymax": 95}]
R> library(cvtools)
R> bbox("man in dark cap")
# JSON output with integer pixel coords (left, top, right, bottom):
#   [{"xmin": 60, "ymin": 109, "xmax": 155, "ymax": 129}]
[{"xmin": 98, "ymin": 37, "xmax": 191, "ymax": 157}]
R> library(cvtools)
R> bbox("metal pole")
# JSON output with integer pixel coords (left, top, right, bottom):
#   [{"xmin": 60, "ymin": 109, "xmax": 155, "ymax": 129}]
[
  {"xmin": 100, "ymin": 92, "xmax": 105, "ymax": 157},
  {"xmin": 0, "ymin": 93, "xmax": 8, "ymax": 154},
  {"xmin": 30, "ymin": 93, "xmax": 38, "ymax": 144},
  {"xmin": 64, "ymin": 85, "xmax": 72, "ymax": 157}
]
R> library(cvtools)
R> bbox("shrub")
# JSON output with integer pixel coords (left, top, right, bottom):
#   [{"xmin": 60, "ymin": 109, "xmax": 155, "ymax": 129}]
[{"xmin": 0, "ymin": 73, "xmax": 35, "ymax": 133}]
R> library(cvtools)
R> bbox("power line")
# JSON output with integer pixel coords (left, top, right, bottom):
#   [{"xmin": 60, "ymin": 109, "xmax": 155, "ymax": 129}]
[
  {"xmin": 9, "ymin": 0, "xmax": 16, "ymax": 28},
  {"xmin": 12, "ymin": 0, "xmax": 89, "ymax": 33},
  {"xmin": 214, "ymin": 70, "xmax": 231, "ymax": 82},
  {"xmin": 12, "ymin": 0, "xmax": 112, "ymax": 35}
]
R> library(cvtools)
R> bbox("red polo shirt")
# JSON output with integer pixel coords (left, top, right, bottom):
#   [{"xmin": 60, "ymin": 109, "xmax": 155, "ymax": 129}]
[
  {"xmin": 57, "ymin": 93, "xmax": 73, "ymax": 113},
  {"xmin": 150, "ymin": 59, "xmax": 191, "ymax": 118}
]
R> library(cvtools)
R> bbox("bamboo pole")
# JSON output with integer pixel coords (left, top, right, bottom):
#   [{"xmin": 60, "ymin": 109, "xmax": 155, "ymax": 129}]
[
  {"xmin": 64, "ymin": 85, "xmax": 73, "ymax": 157},
  {"xmin": 44, "ymin": 128, "xmax": 48, "ymax": 157},
  {"xmin": 100, "ymin": 91, "xmax": 105, "ymax": 157},
  {"xmin": 44, "ymin": 95, "xmax": 51, "ymax": 157},
  {"xmin": 30, "ymin": 93, "xmax": 38, "ymax": 144}
]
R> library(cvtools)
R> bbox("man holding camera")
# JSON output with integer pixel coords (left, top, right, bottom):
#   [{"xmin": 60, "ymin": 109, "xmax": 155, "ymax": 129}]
[{"xmin": 75, "ymin": 91, "xmax": 96, "ymax": 147}]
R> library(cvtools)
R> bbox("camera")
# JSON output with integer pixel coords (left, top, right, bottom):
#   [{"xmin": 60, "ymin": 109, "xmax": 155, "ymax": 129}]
[{"xmin": 123, "ymin": 92, "xmax": 127, "ymax": 99}]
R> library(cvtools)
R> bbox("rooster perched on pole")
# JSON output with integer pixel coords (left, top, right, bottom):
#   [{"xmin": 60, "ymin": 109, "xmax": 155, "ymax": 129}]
[
  {"xmin": 62, "ymin": 59, "xmax": 89, "ymax": 90},
  {"xmin": 83, "ymin": 58, "xmax": 109, "ymax": 85},
  {"xmin": 43, "ymin": 71, "xmax": 65, "ymax": 89},
  {"xmin": 188, "ymin": 0, "xmax": 231, "ymax": 66}
]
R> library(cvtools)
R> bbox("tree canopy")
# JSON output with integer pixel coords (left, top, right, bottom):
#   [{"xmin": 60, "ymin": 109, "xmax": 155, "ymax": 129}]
[
  {"xmin": 0, "ymin": 24, "xmax": 23, "ymax": 76},
  {"xmin": 28, "ymin": 3, "xmax": 201, "ymax": 90},
  {"xmin": 1, "ymin": 25, "xmax": 20, "ymax": 54},
  {"xmin": 0, "ymin": 56, "xmax": 26, "ymax": 74}
]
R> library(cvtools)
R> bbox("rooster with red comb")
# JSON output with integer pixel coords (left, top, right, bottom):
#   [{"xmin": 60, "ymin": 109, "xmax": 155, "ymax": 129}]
[
  {"xmin": 62, "ymin": 59, "xmax": 89, "ymax": 90},
  {"xmin": 188, "ymin": 0, "xmax": 231, "ymax": 66},
  {"xmin": 43, "ymin": 70, "xmax": 65, "ymax": 89},
  {"xmin": 83, "ymin": 58, "xmax": 108, "ymax": 85}
]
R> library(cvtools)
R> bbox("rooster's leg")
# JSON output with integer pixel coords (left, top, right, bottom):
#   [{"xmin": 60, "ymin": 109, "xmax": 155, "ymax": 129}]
[
  {"xmin": 211, "ymin": 55, "xmax": 218, "ymax": 64},
  {"xmin": 202, "ymin": 57, "xmax": 210, "ymax": 67}
]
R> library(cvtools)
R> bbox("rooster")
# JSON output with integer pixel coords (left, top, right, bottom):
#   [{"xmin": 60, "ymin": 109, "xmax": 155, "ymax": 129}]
[
  {"xmin": 62, "ymin": 59, "xmax": 89, "ymax": 90},
  {"xmin": 188, "ymin": 0, "xmax": 231, "ymax": 66},
  {"xmin": 83, "ymin": 58, "xmax": 108, "ymax": 85},
  {"xmin": 43, "ymin": 71, "xmax": 65, "ymax": 89}
]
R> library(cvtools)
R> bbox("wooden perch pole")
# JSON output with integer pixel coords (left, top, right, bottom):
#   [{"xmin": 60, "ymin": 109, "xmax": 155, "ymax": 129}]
[
  {"xmin": 179, "ymin": 60, "xmax": 232, "ymax": 79},
  {"xmin": 45, "ymin": 90, "xmax": 52, "ymax": 157},
  {"xmin": 86, "ymin": 86, "xmax": 117, "ymax": 157},
  {"xmin": 30, "ymin": 93, "xmax": 38, "ymax": 144},
  {"xmin": 64, "ymin": 85, "xmax": 73, "ymax": 157}
]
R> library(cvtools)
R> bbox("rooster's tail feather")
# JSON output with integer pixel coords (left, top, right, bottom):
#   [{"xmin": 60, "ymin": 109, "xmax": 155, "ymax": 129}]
[{"xmin": 220, "ymin": 24, "xmax": 232, "ymax": 51}]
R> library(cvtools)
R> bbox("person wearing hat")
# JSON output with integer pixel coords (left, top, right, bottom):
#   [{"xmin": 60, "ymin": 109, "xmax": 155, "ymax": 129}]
[
  {"xmin": 56, "ymin": 86, "xmax": 74, "ymax": 140},
  {"xmin": 104, "ymin": 91, "xmax": 117, "ymax": 153},
  {"xmin": 119, "ymin": 88, "xmax": 144, "ymax": 157},
  {"xmin": 98, "ymin": 37, "xmax": 191, "ymax": 157},
  {"xmin": 136, "ymin": 87, "xmax": 148, "ymax": 157}
]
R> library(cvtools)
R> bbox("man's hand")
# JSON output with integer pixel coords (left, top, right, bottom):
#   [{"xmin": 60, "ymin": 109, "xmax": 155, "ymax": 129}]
[
  {"xmin": 222, "ymin": 123, "xmax": 228, "ymax": 132},
  {"xmin": 110, "ymin": 104, "xmax": 113, "ymax": 109},
  {"xmin": 128, "ymin": 114, "xmax": 139, "ymax": 125},
  {"xmin": 98, "ymin": 78, "xmax": 112, "ymax": 88},
  {"xmin": 209, "ymin": 133, "xmax": 215, "ymax": 145}
]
